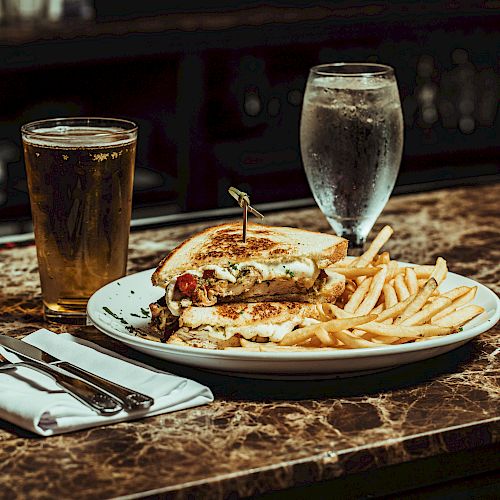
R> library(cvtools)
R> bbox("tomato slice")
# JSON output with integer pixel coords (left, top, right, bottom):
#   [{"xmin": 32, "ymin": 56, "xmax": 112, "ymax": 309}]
[{"xmin": 176, "ymin": 273, "xmax": 198, "ymax": 296}]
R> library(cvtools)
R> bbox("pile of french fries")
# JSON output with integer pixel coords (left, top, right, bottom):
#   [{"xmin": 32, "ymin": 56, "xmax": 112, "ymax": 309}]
[{"xmin": 229, "ymin": 225, "xmax": 485, "ymax": 352}]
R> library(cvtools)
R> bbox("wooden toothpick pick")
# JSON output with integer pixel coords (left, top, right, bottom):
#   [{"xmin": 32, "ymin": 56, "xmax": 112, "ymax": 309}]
[{"xmin": 228, "ymin": 187, "xmax": 264, "ymax": 242}]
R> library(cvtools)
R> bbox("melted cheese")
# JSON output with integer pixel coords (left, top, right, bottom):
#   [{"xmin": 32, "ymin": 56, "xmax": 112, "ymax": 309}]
[
  {"xmin": 166, "ymin": 281, "xmax": 180, "ymax": 316},
  {"xmin": 226, "ymin": 320, "xmax": 299, "ymax": 342},
  {"xmin": 202, "ymin": 265, "xmax": 237, "ymax": 283},
  {"xmin": 234, "ymin": 259, "xmax": 318, "ymax": 281},
  {"xmin": 324, "ymin": 268, "xmax": 342, "ymax": 286},
  {"xmin": 165, "ymin": 260, "xmax": 319, "ymax": 316},
  {"xmin": 192, "ymin": 317, "xmax": 321, "ymax": 343}
]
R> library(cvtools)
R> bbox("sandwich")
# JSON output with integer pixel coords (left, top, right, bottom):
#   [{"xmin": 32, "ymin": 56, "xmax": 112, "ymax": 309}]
[
  {"xmin": 160, "ymin": 302, "xmax": 328, "ymax": 349},
  {"xmin": 150, "ymin": 222, "xmax": 347, "ymax": 338}
]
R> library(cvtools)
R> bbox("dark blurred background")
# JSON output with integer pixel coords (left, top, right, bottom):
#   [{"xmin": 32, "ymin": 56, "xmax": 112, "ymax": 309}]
[{"xmin": 0, "ymin": 1, "xmax": 498, "ymax": 238}]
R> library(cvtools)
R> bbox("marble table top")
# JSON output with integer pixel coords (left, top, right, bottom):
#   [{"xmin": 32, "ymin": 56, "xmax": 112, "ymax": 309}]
[{"xmin": 0, "ymin": 184, "xmax": 498, "ymax": 499}]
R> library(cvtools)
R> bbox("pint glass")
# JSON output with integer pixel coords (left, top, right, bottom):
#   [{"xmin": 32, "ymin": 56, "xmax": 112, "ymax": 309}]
[{"xmin": 21, "ymin": 117, "xmax": 137, "ymax": 324}]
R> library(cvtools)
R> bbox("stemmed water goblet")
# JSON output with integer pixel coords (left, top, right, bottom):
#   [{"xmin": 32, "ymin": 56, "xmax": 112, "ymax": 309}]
[{"xmin": 300, "ymin": 63, "xmax": 404, "ymax": 253}]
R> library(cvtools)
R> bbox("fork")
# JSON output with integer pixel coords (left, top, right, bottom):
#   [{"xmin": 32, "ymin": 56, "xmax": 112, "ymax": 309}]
[{"xmin": 0, "ymin": 354, "xmax": 123, "ymax": 415}]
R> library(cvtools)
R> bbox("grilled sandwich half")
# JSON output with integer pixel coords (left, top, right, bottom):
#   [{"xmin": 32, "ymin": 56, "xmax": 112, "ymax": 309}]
[
  {"xmin": 150, "ymin": 222, "xmax": 347, "ymax": 338},
  {"xmin": 157, "ymin": 302, "xmax": 328, "ymax": 349}
]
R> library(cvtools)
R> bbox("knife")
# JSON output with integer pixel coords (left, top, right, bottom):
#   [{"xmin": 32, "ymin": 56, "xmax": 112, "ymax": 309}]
[
  {"xmin": 0, "ymin": 351, "xmax": 122, "ymax": 415},
  {"xmin": 0, "ymin": 335, "xmax": 154, "ymax": 411}
]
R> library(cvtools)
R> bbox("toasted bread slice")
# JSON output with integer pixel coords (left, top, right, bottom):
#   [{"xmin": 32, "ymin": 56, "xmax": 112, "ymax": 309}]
[
  {"xmin": 163, "ymin": 301, "xmax": 329, "ymax": 349},
  {"xmin": 180, "ymin": 302, "xmax": 326, "ymax": 329},
  {"xmin": 152, "ymin": 222, "xmax": 347, "ymax": 287},
  {"xmin": 167, "ymin": 330, "xmax": 241, "ymax": 349},
  {"xmin": 226, "ymin": 270, "xmax": 345, "ymax": 304}
]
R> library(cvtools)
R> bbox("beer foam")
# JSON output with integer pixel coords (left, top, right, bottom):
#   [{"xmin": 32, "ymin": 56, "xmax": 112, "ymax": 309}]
[{"xmin": 23, "ymin": 126, "xmax": 135, "ymax": 148}]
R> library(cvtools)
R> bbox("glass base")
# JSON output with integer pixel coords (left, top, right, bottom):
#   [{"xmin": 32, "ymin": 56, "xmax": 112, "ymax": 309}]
[
  {"xmin": 43, "ymin": 303, "xmax": 88, "ymax": 325},
  {"xmin": 346, "ymin": 243, "xmax": 365, "ymax": 257},
  {"xmin": 325, "ymin": 215, "xmax": 374, "ymax": 255}
]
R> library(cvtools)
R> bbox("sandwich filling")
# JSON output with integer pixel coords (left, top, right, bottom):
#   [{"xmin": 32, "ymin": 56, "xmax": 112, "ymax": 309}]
[
  {"xmin": 177, "ymin": 317, "xmax": 321, "ymax": 344},
  {"xmin": 163, "ymin": 259, "xmax": 320, "ymax": 316}
]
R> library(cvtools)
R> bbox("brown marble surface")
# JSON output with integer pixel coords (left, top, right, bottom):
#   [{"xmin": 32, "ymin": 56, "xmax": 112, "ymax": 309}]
[{"xmin": 0, "ymin": 184, "xmax": 498, "ymax": 499}]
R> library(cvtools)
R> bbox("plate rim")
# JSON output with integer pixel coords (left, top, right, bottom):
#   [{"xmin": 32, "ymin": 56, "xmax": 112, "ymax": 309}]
[{"xmin": 87, "ymin": 263, "xmax": 500, "ymax": 362}]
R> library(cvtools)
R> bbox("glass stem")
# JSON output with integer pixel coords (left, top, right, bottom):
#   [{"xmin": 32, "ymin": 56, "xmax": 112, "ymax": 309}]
[
  {"xmin": 348, "ymin": 241, "xmax": 365, "ymax": 256},
  {"xmin": 342, "ymin": 233, "xmax": 365, "ymax": 256}
]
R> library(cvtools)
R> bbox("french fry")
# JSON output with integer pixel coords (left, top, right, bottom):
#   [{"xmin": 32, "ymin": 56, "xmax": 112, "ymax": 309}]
[
  {"xmin": 316, "ymin": 304, "xmax": 336, "ymax": 322},
  {"xmin": 352, "ymin": 328, "xmax": 367, "ymax": 337},
  {"xmin": 431, "ymin": 287, "xmax": 477, "ymax": 322},
  {"xmin": 386, "ymin": 260, "xmax": 399, "ymax": 282},
  {"xmin": 326, "ymin": 304, "xmax": 352, "ymax": 319},
  {"xmin": 305, "ymin": 336, "xmax": 325, "ymax": 347},
  {"xmin": 352, "ymin": 321, "xmax": 389, "ymax": 341},
  {"xmin": 355, "ymin": 276, "xmax": 367, "ymax": 286},
  {"xmin": 430, "ymin": 257, "xmax": 448, "ymax": 285},
  {"xmin": 405, "ymin": 267, "xmax": 419, "ymax": 295},
  {"xmin": 356, "ymin": 322, "xmax": 456, "ymax": 338},
  {"xmin": 432, "ymin": 305, "xmax": 484, "ymax": 328},
  {"xmin": 400, "ymin": 296, "xmax": 452, "ymax": 326},
  {"xmin": 334, "ymin": 330, "xmax": 381, "ymax": 348},
  {"xmin": 373, "ymin": 251, "xmax": 390, "ymax": 266},
  {"xmin": 355, "ymin": 266, "xmax": 388, "ymax": 315},
  {"xmin": 411, "ymin": 265, "xmax": 435, "ymax": 278},
  {"xmin": 362, "ymin": 333, "xmax": 396, "ymax": 344},
  {"xmin": 383, "ymin": 283, "xmax": 398, "ymax": 309},
  {"xmin": 314, "ymin": 328, "xmax": 337, "ymax": 347},
  {"xmin": 278, "ymin": 327, "xmax": 318, "ymax": 346},
  {"xmin": 330, "ymin": 303, "xmax": 384, "ymax": 319},
  {"xmin": 356, "ymin": 225, "xmax": 393, "ymax": 267},
  {"xmin": 376, "ymin": 295, "xmax": 415, "ymax": 322},
  {"xmin": 394, "ymin": 274, "xmax": 410, "ymax": 301},
  {"xmin": 333, "ymin": 295, "xmax": 414, "ymax": 324},
  {"xmin": 328, "ymin": 267, "xmax": 380, "ymax": 278},
  {"xmin": 440, "ymin": 286, "xmax": 472, "ymax": 301},
  {"xmin": 279, "ymin": 314, "xmax": 377, "ymax": 346},
  {"xmin": 395, "ymin": 278, "xmax": 437, "ymax": 324},
  {"xmin": 334, "ymin": 256, "xmax": 353, "ymax": 267},
  {"xmin": 295, "ymin": 336, "xmax": 323, "ymax": 347},
  {"xmin": 344, "ymin": 277, "xmax": 372, "ymax": 313}
]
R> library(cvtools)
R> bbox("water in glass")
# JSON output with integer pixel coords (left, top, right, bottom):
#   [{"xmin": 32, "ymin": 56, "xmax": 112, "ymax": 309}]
[{"xmin": 300, "ymin": 63, "xmax": 403, "ymax": 250}]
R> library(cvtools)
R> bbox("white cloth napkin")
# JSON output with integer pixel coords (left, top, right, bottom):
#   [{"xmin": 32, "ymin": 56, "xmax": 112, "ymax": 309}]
[{"xmin": 0, "ymin": 329, "xmax": 213, "ymax": 436}]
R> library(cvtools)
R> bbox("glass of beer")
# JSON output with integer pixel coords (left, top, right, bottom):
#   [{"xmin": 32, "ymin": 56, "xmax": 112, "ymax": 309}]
[
  {"xmin": 300, "ymin": 63, "xmax": 403, "ymax": 251},
  {"xmin": 21, "ymin": 117, "xmax": 137, "ymax": 324}
]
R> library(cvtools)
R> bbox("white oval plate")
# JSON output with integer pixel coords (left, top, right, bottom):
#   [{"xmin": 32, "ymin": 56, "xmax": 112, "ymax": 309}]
[{"xmin": 87, "ymin": 265, "xmax": 499, "ymax": 379}]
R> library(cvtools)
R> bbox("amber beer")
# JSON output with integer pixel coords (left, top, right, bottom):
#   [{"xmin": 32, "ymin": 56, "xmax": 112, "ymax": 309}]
[{"xmin": 22, "ymin": 118, "xmax": 137, "ymax": 323}]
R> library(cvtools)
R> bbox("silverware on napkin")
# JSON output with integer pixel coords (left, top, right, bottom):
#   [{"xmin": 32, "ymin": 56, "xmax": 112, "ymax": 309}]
[
  {"xmin": 0, "ymin": 352, "xmax": 123, "ymax": 415},
  {"xmin": 0, "ymin": 335, "xmax": 154, "ymax": 411}
]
